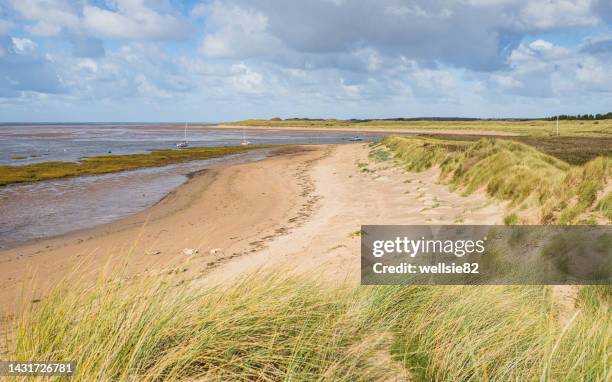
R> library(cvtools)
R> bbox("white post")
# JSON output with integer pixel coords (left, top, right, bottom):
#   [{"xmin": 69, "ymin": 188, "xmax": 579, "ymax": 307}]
[{"xmin": 556, "ymin": 115, "xmax": 559, "ymax": 136}]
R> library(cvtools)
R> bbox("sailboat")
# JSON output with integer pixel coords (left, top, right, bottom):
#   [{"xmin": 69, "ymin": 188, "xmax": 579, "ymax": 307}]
[
  {"xmin": 240, "ymin": 127, "xmax": 251, "ymax": 146},
  {"xmin": 176, "ymin": 123, "xmax": 189, "ymax": 149},
  {"xmin": 349, "ymin": 124, "xmax": 362, "ymax": 141}
]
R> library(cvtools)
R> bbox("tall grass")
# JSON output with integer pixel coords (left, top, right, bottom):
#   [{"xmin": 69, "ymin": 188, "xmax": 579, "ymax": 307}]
[
  {"xmin": 4, "ymin": 138, "xmax": 611, "ymax": 381},
  {"xmin": 5, "ymin": 270, "xmax": 610, "ymax": 381},
  {"xmin": 380, "ymin": 285, "xmax": 610, "ymax": 381},
  {"xmin": 6, "ymin": 271, "xmax": 403, "ymax": 381},
  {"xmin": 384, "ymin": 136, "xmax": 612, "ymax": 223}
]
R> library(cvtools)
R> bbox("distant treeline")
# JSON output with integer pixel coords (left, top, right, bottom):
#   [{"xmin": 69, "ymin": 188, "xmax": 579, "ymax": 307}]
[
  {"xmin": 272, "ymin": 117, "xmax": 527, "ymax": 122},
  {"xmin": 268, "ymin": 113, "xmax": 612, "ymax": 122},
  {"xmin": 545, "ymin": 112, "xmax": 612, "ymax": 121}
]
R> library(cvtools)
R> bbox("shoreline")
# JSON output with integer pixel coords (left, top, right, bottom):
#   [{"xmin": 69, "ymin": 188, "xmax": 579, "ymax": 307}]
[
  {"xmin": 189, "ymin": 124, "xmax": 520, "ymax": 137},
  {"xmin": 0, "ymin": 142, "xmax": 506, "ymax": 314},
  {"xmin": 0, "ymin": 145, "xmax": 324, "ymax": 313},
  {"xmin": 0, "ymin": 146, "xmax": 302, "ymax": 250}
]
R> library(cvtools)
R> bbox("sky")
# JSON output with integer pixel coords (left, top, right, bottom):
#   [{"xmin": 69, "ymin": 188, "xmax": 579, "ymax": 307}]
[{"xmin": 0, "ymin": 0, "xmax": 612, "ymax": 122}]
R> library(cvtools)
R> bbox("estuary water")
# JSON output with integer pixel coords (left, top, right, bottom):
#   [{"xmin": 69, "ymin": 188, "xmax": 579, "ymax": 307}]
[{"xmin": 0, "ymin": 124, "xmax": 381, "ymax": 248}]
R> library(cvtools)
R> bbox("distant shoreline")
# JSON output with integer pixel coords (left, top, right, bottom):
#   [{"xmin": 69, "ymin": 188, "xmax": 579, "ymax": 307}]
[{"xmin": 212, "ymin": 124, "xmax": 520, "ymax": 136}]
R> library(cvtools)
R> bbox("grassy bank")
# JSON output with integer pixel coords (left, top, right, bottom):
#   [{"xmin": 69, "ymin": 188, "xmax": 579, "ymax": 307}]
[
  {"xmin": 225, "ymin": 119, "xmax": 612, "ymax": 137},
  {"xmin": 420, "ymin": 135, "xmax": 612, "ymax": 165},
  {"xmin": 6, "ymin": 270, "xmax": 610, "ymax": 381},
  {"xmin": 383, "ymin": 136, "xmax": 612, "ymax": 224},
  {"xmin": 0, "ymin": 145, "xmax": 270, "ymax": 187}
]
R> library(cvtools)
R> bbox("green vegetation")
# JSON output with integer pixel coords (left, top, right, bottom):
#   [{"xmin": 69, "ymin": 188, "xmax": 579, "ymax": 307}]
[
  {"xmin": 7, "ymin": 270, "xmax": 610, "ymax": 381},
  {"xmin": 386, "ymin": 284, "xmax": 610, "ymax": 381},
  {"xmin": 384, "ymin": 136, "xmax": 612, "ymax": 224},
  {"xmin": 0, "ymin": 146, "xmax": 269, "ymax": 187},
  {"xmin": 368, "ymin": 148, "xmax": 392, "ymax": 162},
  {"xmin": 504, "ymin": 212, "xmax": 519, "ymax": 225},
  {"xmin": 225, "ymin": 118, "xmax": 612, "ymax": 137},
  {"xmin": 8, "ymin": 272, "xmax": 397, "ymax": 381},
  {"xmin": 546, "ymin": 112, "xmax": 612, "ymax": 120},
  {"xmin": 421, "ymin": 135, "xmax": 612, "ymax": 165},
  {"xmin": 4, "ymin": 136, "xmax": 611, "ymax": 381}
]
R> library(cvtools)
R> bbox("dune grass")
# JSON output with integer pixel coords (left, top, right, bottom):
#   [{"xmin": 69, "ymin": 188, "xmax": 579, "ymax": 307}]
[
  {"xmin": 383, "ymin": 136, "xmax": 612, "ymax": 224},
  {"xmin": 5, "ymin": 269, "xmax": 610, "ymax": 381},
  {"xmin": 419, "ymin": 134, "xmax": 612, "ymax": 165},
  {"xmin": 6, "ymin": 271, "xmax": 402, "ymax": 381},
  {"xmin": 0, "ymin": 145, "xmax": 270, "ymax": 187},
  {"xmin": 4, "ymin": 137, "xmax": 611, "ymax": 381}
]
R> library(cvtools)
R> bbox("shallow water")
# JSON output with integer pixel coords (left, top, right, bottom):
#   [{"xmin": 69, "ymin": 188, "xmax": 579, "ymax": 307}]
[
  {"xmin": 0, "ymin": 125, "xmax": 382, "ymax": 248},
  {"xmin": 0, "ymin": 149, "xmax": 273, "ymax": 248},
  {"xmin": 0, "ymin": 124, "xmax": 380, "ymax": 165}
]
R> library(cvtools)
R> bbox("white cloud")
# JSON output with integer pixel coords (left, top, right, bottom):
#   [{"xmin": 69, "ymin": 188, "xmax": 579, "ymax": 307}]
[
  {"xmin": 199, "ymin": 3, "xmax": 282, "ymax": 58},
  {"xmin": 11, "ymin": 37, "xmax": 36, "ymax": 53},
  {"xmin": 575, "ymin": 57, "xmax": 612, "ymax": 90},
  {"xmin": 83, "ymin": 0, "xmax": 191, "ymax": 40},
  {"xmin": 0, "ymin": 35, "xmax": 64, "ymax": 95},
  {"xmin": 520, "ymin": 0, "xmax": 600, "ymax": 29},
  {"xmin": 229, "ymin": 63, "xmax": 265, "ymax": 94},
  {"xmin": 9, "ymin": 0, "xmax": 80, "ymax": 37},
  {"xmin": 3, "ymin": 0, "xmax": 612, "ymax": 120},
  {"xmin": 493, "ymin": 74, "xmax": 522, "ymax": 89}
]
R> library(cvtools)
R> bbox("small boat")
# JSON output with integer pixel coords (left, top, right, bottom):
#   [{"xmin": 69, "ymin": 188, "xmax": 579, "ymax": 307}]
[
  {"xmin": 348, "ymin": 136, "xmax": 363, "ymax": 142},
  {"xmin": 240, "ymin": 127, "xmax": 251, "ymax": 146},
  {"xmin": 176, "ymin": 123, "xmax": 189, "ymax": 149}
]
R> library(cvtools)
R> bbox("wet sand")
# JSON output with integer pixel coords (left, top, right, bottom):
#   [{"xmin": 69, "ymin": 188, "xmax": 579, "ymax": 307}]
[{"xmin": 0, "ymin": 143, "xmax": 505, "ymax": 315}]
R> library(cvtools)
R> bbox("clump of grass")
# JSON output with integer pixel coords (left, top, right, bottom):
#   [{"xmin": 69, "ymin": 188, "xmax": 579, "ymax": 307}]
[
  {"xmin": 380, "ymin": 284, "xmax": 610, "ymax": 381},
  {"xmin": 383, "ymin": 136, "xmax": 469, "ymax": 172},
  {"xmin": 384, "ymin": 136, "xmax": 612, "ymax": 223},
  {"xmin": 368, "ymin": 148, "xmax": 391, "ymax": 162},
  {"xmin": 8, "ymin": 271, "xmax": 610, "ymax": 381},
  {"xmin": 504, "ymin": 212, "xmax": 519, "ymax": 225},
  {"xmin": 349, "ymin": 229, "xmax": 362, "ymax": 238},
  {"xmin": 0, "ymin": 145, "xmax": 270, "ymax": 186},
  {"xmin": 8, "ymin": 272, "xmax": 397, "ymax": 381},
  {"xmin": 597, "ymin": 192, "xmax": 612, "ymax": 220}
]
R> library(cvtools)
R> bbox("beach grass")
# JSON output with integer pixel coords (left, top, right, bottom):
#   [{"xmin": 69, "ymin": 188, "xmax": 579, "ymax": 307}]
[
  {"xmin": 6, "ymin": 271, "xmax": 402, "ymax": 381},
  {"xmin": 4, "ymin": 137, "xmax": 611, "ymax": 381},
  {"xmin": 0, "ymin": 145, "xmax": 270, "ymax": 187},
  {"xmin": 6, "ymin": 269, "xmax": 610, "ymax": 381},
  {"xmin": 383, "ymin": 136, "xmax": 612, "ymax": 224},
  {"xmin": 420, "ymin": 135, "xmax": 612, "ymax": 165},
  {"xmin": 225, "ymin": 119, "xmax": 612, "ymax": 137}
]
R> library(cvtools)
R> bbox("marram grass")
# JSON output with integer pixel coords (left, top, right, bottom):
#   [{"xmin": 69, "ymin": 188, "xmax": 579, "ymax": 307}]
[
  {"xmin": 5, "ymin": 269, "xmax": 610, "ymax": 381},
  {"xmin": 383, "ymin": 136, "xmax": 612, "ymax": 224},
  {"xmin": 6, "ymin": 271, "xmax": 402, "ymax": 381}
]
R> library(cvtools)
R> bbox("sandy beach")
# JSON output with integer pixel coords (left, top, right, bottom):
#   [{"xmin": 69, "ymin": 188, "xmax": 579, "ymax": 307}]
[{"xmin": 0, "ymin": 143, "xmax": 505, "ymax": 314}]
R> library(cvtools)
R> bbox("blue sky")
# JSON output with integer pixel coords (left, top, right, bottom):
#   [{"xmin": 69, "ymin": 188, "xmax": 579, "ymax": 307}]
[{"xmin": 0, "ymin": 0, "xmax": 611, "ymax": 122}]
